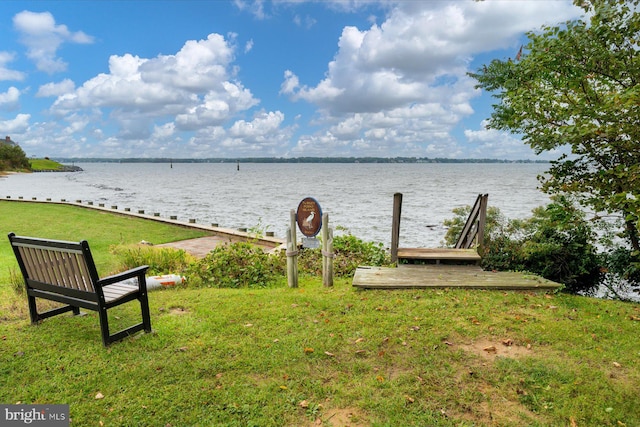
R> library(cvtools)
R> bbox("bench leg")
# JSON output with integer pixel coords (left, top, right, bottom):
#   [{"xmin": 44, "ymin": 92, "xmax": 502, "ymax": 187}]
[
  {"xmin": 98, "ymin": 307, "xmax": 111, "ymax": 347},
  {"xmin": 27, "ymin": 294, "xmax": 81, "ymax": 323},
  {"xmin": 27, "ymin": 295, "xmax": 39, "ymax": 324},
  {"xmin": 140, "ymin": 292, "xmax": 152, "ymax": 333}
]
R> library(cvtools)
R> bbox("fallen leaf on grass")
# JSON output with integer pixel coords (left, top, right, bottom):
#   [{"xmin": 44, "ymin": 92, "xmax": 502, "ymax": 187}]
[
  {"xmin": 613, "ymin": 362, "xmax": 622, "ymax": 368},
  {"xmin": 405, "ymin": 395, "xmax": 415, "ymax": 404},
  {"xmin": 324, "ymin": 351, "xmax": 335, "ymax": 357},
  {"xmin": 304, "ymin": 347, "xmax": 314, "ymax": 354},
  {"xmin": 355, "ymin": 337, "xmax": 365, "ymax": 343},
  {"xmin": 95, "ymin": 392, "xmax": 104, "ymax": 399},
  {"xmin": 299, "ymin": 400, "xmax": 309, "ymax": 408}
]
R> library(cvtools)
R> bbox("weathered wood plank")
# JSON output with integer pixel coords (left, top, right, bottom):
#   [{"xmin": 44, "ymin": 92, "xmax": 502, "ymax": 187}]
[
  {"xmin": 352, "ymin": 265, "xmax": 561, "ymax": 290},
  {"xmin": 397, "ymin": 248, "xmax": 481, "ymax": 262}
]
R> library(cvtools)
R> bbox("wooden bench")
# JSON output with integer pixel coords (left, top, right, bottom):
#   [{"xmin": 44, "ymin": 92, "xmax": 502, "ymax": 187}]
[{"xmin": 8, "ymin": 233, "xmax": 152, "ymax": 346}]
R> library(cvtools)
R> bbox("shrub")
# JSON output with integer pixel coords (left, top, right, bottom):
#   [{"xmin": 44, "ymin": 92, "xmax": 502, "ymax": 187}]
[
  {"xmin": 111, "ymin": 245, "xmax": 195, "ymax": 276},
  {"xmin": 298, "ymin": 232, "xmax": 392, "ymax": 277},
  {"xmin": 444, "ymin": 196, "xmax": 602, "ymax": 294},
  {"xmin": 186, "ymin": 242, "xmax": 285, "ymax": 288},
  {"xmin": 0, "ymin": 144, "xmax": 30, "ymax": 171}
]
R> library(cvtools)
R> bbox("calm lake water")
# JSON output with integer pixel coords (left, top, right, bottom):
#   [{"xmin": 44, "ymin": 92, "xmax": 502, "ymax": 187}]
[{"xmin": 0, "ymin": 162, "xmax": 550, "ymax": 248}]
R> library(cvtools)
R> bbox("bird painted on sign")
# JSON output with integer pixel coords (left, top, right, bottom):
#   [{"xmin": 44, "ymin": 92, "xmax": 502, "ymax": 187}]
[{"xmin": 303, "ymin": 211, "xmax": 315, "ymax": 228}]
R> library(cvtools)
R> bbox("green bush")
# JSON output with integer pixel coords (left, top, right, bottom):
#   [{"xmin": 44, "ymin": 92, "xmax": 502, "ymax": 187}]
[
  {"xmin": 110, "ymin": 245, "xmax": 195, "ymax": 276},
  {"xmin": 0, "ymin": 144, "xmax": 30, "ymax": 171},
  {"xmin": 186, "ymin": 242, "xmax": 285, "ymax": 288},
  {"xmin": 112, "ymin": 232, "xmax": 391, "ymax": 289},
  {"xmin": 444, "ymin": 196, "xmax": 602, "ymax": 294},
  {"xmin": 298, "ymin": 233, "xmax": 392, "ymax": 277}
]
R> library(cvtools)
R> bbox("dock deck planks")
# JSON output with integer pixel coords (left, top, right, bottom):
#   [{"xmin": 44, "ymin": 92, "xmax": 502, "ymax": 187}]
[{"xmin": 352, "ymin": 265, "xmax": 561, "ymax": 290}]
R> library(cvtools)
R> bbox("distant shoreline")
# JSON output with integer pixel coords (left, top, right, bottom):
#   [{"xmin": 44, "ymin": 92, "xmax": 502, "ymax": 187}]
[{"xmin": 53, "ymin": 157, "xmax": 550, "ymax": 164}]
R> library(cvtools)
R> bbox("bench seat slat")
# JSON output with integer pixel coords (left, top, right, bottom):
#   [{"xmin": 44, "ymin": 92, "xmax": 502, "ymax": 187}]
[{"xmin": 102, "ymin": 283, "xmax": 139, "ymax": 303}]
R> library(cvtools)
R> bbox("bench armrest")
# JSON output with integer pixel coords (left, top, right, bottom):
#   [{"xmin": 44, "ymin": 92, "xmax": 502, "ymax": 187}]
[{"xmin": 97, "ymin": 265, "xmax": 150, "ymax": 288}]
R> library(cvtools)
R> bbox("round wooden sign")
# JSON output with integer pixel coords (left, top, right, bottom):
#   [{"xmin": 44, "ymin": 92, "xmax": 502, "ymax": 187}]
[{"xmin": 296, "ymin": 197, "xmax": 323, "ymax": 237}]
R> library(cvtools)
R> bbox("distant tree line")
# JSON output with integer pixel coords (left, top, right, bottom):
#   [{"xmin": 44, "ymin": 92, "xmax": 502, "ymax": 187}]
[{"xmin": 52, "ymin": 157, "xmax": 548, "ymax": 164}]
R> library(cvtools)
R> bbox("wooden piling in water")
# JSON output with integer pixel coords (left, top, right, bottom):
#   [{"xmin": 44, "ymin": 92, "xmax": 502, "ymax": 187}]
[{"xmin": 391, "ymin": 192, "xmax": 402, "ymax": 263}]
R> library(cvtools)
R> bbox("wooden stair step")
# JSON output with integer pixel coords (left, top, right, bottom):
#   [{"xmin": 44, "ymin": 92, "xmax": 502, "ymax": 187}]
[{"xmin": 397, "ymin": 248, "xmax": 481, "ymax": 263}]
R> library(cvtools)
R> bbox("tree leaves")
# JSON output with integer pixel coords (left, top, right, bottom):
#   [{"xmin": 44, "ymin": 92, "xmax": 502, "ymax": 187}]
[{"xmin": 471, "ymin": 0, "xmax": 640, "ymax": 255}]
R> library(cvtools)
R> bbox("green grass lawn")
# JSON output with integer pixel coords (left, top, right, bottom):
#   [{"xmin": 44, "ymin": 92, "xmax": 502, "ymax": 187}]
[
  {"xmin": 1, "ymin": 201, "xmax": 639, "ymax": 426},
  {"xmin": 28, "ymin": 158, "xmax": 66, "ymax": 171}
]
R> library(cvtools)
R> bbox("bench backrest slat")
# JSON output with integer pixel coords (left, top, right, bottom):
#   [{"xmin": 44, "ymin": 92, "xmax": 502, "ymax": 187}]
[{"xmin": 11, "ymin": 238, "xmax": 97, "ymax": 293}]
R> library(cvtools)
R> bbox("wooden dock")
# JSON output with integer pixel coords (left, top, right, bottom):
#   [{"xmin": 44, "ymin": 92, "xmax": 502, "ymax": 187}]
[
  {"xmin": 354, "ymin": 192, "xmax": 561, "ymax": 291},
  {"xmin": 352, "ymin": 265, "xmax": 561, "ymax": 290}
]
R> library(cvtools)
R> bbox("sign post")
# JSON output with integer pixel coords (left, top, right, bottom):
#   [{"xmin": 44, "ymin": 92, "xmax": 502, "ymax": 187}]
[
  {"xmin": 322, "ymin": 212, "xmax": 334, "ymax": 287},
  {"xmin": 287, "ymin": 210, "xmax": 299, "ymax": 288}
]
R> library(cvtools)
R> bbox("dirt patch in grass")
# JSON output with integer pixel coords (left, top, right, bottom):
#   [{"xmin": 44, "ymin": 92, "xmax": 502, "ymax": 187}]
[
  {"xmin": 443, "ymin": 337, "xmax": 547, "ymax": 426},
  {"xmin": 450, "ymin": 381, "xmax": 544, "ymax": 426},
  {"xmin": 458, "ymin": 337, "xmax": 534, "ymax": 361},
  {"xmin": 302, "ymin": 407, "xmax": 368, "ymax": 427},
  {"xmin": 167, "ymin": 306, "xmax": 189, "ymax": 315}
]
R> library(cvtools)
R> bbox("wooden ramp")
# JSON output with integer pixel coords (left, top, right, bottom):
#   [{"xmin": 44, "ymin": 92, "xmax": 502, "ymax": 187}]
[{"xmin": 352, "ymin": 265, "xmax": 561, "ymax": 290}]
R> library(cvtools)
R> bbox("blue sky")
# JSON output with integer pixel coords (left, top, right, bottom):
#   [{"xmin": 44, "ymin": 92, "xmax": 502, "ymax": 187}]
[{"xmin": 1, "ymin": 0, "xmax": 583, "ymax": 160}]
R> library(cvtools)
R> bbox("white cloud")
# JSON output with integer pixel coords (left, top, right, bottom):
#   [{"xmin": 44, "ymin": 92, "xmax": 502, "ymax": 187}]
[
  {"xmin": 0, "ymin": 87, "xmax": 21, "ymax": 109},
  {"xmin": 233, "ymin": 0, "xmax": 268, "ymax": 19},
  {"xmin": 52, "ymin": 33, "xmax": 260, "ymax": 138},
  {"xmin": 283, "ymin": 0, "xmax": 581, "ymax": 158},
  {"xmin": 280, "ymin": 70, "xmax": 299, "ymax": 95},
  {"xmin": 245, "ymin": 39, "xmax": 254, "ymax": 53},
  {"xmin": 152, "ymin": 122, "xmax": 176, "ymax": 139},
  {"xmin": 13, "ymin": 11, "xmax": 94, "ymax": 73},
  {"xmin": 0, "ymin": 52, "xmax": 26, "ymax": 81},
  {"xmin": 229, "ymin": 110, "xmax": 284, "ymax": 138},
  {"xmin": 0, "ymin": 113, "xmax": 31, "ymax": 133},
  {"xmin": 464, "ymin": 120, "xmax": 570, "ymax": 161},
  {"xmin": 36, "ymin": 79, "xmax": 76, "ymax": 97}
]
